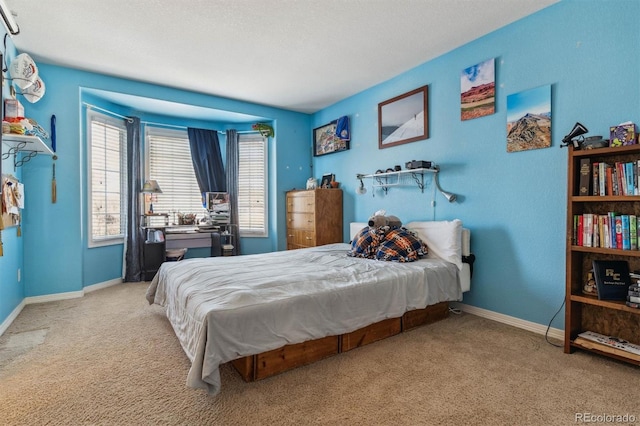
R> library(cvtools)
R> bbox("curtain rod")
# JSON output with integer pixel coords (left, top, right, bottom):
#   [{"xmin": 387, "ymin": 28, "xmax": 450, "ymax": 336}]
[
  {"xmin": 83, "ymin": 103, "xmax": 134, "ymax": 123},
  {"xmin": 143, "ymin": 120, "xmax": 257, "ymax": 134},
  {"xmin": 83, "ymin": 103, "xmax": 259, "ymax": 134}
]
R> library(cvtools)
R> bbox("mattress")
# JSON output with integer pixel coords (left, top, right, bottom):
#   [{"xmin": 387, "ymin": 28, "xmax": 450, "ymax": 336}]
[{"xmin": 146, "ymin": 242, "xmax": 462, "ymax": 395}]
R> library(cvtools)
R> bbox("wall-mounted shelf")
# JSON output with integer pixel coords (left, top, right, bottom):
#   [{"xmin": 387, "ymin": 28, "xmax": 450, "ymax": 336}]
[
  {"xmin": 2, "ymin": 134, "xmax": 54, "ymax": 167},
  {"xmin": 357, "ymin": 167, "xmax": 439, "ymax": 193}
]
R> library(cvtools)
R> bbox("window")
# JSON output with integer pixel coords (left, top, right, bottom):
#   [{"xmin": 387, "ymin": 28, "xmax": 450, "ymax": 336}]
[
  {"xmin": 238, "ymin": 134, "xmax": 267, "ymax": 237},
  {"xmin": 87, "ymin": 110, "xmax": 127, "ymax": 246},
  {"xmin": 145, "ymin": 127, "xmax": 203, "ymax": 225},
  {"xmin": 145, "ymin": 128, "xmax": 267, "ymax": 236}
]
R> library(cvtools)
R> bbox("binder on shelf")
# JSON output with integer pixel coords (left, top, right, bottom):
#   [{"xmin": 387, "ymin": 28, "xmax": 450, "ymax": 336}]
[{"xmin": 592, "ymin": 260, "xmax": 632, "ymax": 301}]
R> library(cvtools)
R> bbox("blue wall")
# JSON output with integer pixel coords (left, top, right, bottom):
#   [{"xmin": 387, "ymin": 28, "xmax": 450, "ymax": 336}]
[
  {"xmin": 2, "ymin": 0, "xmax": 639, "ymax": 331},
  {"xmin": 0, "ymin": 36, "xmax": 23, "ymax": 324},
  {"xmin": 312, "ymin": 0, "xmax": 640, "ymax": 328}
]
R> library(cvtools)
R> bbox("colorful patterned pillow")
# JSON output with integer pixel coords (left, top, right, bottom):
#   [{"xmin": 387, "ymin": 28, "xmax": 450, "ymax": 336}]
[
  {"xmin": 375, "ymin": 228, "xmax": 428, "ymax": 262},
  {"xmin": 348, "ymin": 227, "xmax": 381, "ymax": 259}
]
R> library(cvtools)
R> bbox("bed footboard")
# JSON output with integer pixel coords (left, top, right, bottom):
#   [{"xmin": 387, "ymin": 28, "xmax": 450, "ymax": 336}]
[{"xmin": 231, "ymin": 301, "xmax": 449, "ymax": 382}]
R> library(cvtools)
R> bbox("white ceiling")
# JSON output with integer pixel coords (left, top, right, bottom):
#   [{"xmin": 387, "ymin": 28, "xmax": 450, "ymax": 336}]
[{"xmin": 6, "ymin": 0, "xmax": 558, "ymax": 118}]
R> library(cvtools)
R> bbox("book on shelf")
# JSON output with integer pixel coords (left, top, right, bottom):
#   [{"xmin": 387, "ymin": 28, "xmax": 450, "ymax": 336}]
[
  {"xmin": 599, "ymin": 162, "xmax": 607, "ymax": 195},
  {"xmin": 592, "ymin": 162, "xmax": 599, "ymax": 196},
  {"xmin": 631, "ymin": 215, "xmax": 638, "ymax": 250},
  {"xmin": 578, "ymin": 158, "xmax": 591, "ymax": 196},
  {"xmin": 592, "ymin": 260, "xmax": 632, "ymax": 301},
  {"xmin": 615, "ymin": 215, "xmax": 623, "ymax": 249},
  {"xmin": 621, "ymin": 215, "xmax": 631, "ymax": 250}
]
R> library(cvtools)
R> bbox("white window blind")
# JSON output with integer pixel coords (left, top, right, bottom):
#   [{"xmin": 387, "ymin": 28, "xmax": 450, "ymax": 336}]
[
  {"xmin": 238, "ymin": 134, "xmax": 267, "ymax": 236},
  {"xmin": 146, "ymin": 127, "xmax": 204, "ymax": 225},
  {"xmin": 88, "ymin": 110, "xmax": 127, "ymax": 246}
]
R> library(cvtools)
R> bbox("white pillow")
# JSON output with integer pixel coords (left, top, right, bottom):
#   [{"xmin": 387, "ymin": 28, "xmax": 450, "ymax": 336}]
[{"xmin": 405, "ymin": 220, "xmax": 463, "ymax": 270}]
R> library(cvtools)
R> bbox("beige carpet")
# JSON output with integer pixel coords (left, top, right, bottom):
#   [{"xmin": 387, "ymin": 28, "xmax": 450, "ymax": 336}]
[{"xmin": 0, "ymin": 282, "xmax": 638, "ymax": 426}]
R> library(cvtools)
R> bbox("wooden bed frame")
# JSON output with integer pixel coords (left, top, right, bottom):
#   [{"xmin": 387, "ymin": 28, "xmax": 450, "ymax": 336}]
[{"xmin": 230, "ymin": 301, "xmax": 449, "ymax": 381}]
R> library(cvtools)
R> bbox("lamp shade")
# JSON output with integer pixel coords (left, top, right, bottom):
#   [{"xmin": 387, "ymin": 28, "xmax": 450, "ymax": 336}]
[{"xmin": 141, "ymin": 179, "xmax": 162, "ymax": 193}]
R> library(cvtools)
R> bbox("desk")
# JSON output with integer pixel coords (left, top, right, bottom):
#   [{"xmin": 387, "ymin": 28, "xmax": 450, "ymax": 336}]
[{"xmin": 165, "ymin": 226, "xmax": 235, "ymax": 256}]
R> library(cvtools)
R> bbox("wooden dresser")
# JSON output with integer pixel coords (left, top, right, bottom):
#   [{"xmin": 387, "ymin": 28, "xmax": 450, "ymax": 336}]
[{"xmin": 286, "ymin": 189, "xmax": 343, "ymax": 250}]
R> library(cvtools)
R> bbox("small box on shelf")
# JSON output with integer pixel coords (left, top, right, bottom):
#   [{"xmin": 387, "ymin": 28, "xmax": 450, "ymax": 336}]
[{"xmin": 609, "ymin": 122, "xmax": 637, "ymax": 147}]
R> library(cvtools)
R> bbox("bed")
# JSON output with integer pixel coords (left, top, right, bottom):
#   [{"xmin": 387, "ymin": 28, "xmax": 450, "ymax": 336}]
[{"xmin": 146, "ymin": 219, "xmax": 473, "ymax": 395}]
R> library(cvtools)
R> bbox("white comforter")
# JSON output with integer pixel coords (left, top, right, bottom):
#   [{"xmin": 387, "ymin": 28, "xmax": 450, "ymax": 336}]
[{"xmin": 146, "ymin": 243, "xmax": 462, "ymax": 395}]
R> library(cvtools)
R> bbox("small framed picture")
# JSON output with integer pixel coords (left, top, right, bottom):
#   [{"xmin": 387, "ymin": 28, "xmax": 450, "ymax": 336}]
[
  {"xmin": 320, "ymin": 173, "xmax": 334, "ymax": 189},
  {"xmin": 314, "ymin": 120, "xmax": 349, "ymax": 156}
]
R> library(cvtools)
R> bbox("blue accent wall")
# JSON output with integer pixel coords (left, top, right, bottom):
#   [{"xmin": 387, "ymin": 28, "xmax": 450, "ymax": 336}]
[
  {"xmin": 311, "ymin": 0, "xmax": 640, "ymax": 328},
  {"xmin": 0, "ymin": 36, "xmax": 23, "ymax": 324},
  {"xmin": 2, "ymin": 0, "xmax": 639, "ymax": 332}
]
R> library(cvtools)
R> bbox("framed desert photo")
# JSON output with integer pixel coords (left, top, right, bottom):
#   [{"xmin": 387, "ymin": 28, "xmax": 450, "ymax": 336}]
[
  {"xmin": 461, "ymin": 58, "xmax": 495, "ymax": 121},
  {"xmin": 313, "ymin": 120, "xmax": 349, "ymax": 157},
  {"xmin": 378, "ymin": 86, "xmax": 428, "ymax": 149}
]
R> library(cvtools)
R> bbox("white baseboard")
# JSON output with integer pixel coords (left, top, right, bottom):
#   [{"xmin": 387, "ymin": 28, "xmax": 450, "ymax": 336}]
[
  {"xmin": 84, "ymin": 278, "xmax": 123, "ymax": 293},
  {"xmin": 451, "ymin": 302, "xmax": 564, "ymax": 342},
  {"xmin": 0, "ymin": 300, "xmax": 26, "ymax": 337},
  {"xmin": 24, "ymin": 290, "xmax": 85, "ymax": 305},
  {"xmin": 1, "ymin": 278, "xmax": 123, "ymax": 337}
]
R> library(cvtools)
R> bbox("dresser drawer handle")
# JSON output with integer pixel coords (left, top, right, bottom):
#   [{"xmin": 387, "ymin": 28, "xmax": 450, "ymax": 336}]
[{"xmin": 306, "ymin": 236, "xmax": 312, "ymax": 240}]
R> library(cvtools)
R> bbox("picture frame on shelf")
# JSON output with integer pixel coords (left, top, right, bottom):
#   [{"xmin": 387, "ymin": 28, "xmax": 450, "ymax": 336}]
[
  {"xmin": 378, "ymin": 85, "xmax": 428, "ymax": 149},
  {"xmin": 320, "ymin": 173, "xmax": 334, "ymax": 189},
  {"xmin": 313, "ymin": 120, "xmax": 349, "ymax": 157}
]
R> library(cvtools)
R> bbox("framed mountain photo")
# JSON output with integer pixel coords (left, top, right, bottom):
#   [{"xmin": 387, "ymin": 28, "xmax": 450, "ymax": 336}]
[
  {"xmin": 506, "ymin": 84, "xmax": 551, "ymax": 152},
  {"xmin": 592, "ymin": 260, "xmax": 631, "ymax": 301}
]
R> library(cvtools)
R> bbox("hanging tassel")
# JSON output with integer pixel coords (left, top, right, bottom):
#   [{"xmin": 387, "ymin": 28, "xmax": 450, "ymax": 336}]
[
  {"xmin": 52, "ymin": 162, "xmax": 57, "ymax": 203},
  {"xmin": 0, "ymin": 231, "xmax": 3, "ymax": 257},
  {"xmin": 17, "ymin": 212, "xmax": 21, "ymax": 237}
]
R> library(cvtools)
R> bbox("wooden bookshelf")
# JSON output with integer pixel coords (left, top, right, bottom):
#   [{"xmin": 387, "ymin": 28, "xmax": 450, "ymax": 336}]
[{"xmin": 565, "ymin": 144, "xmax": 640, "ymax": 365}]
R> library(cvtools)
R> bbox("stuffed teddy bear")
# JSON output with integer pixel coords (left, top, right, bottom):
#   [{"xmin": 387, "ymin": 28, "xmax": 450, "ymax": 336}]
[{"xmin": 368, "ymin": 209, "xmax": 402, "ymax": 229}]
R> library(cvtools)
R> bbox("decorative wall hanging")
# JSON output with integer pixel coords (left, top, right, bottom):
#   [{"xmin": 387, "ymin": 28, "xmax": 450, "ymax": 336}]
[
  {"xmin": 506, "ymin": 84, "xmax": 551, "ymax": 152},
  {"xmin": 460, "ymin": 58, "xmax": 495, "ymax": 121},
  {"xmin": 378, "ymin": 86, "xmax": 428, "ymax": 149},
  {"xmin": 313, "ymin": 118, "xmax": 349, "ymax": 157},
  {"xmin": 252, "ymin": 123, "xmax": 274, "ymax": 138}
]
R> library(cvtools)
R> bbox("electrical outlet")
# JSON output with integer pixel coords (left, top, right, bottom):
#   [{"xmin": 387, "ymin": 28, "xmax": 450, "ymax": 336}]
[{"xmin": 17, "ymin": 268, "xmax": 21, "ymax": 282}]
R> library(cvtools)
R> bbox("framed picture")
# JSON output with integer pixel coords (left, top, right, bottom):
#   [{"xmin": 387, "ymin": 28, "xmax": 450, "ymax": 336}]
[
  {"xmin": 461, "ymin": 58, "xmax": 495, "ymax": 121},
  {"xmin": 320, "ymin": 173, "xmax": 334, "ymax": 189},
  {"xmin": 378, "ymin": 85, "xmax": 428, "ymax": 149},
  {"xmin": 506, "ymin": 84, "xmax": 551, "ymax": 152},
  {"xmin": 313, "ymin": 120, "xmax": 349, "ymax": 157}
]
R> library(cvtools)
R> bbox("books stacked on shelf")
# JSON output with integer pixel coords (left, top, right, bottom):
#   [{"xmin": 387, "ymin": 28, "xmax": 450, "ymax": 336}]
[
  {"xmin": 583, "ymin": 159, "xmax": 640, "ymax": 196},
  {"xmin": 572, "ymin": 212, "xmax": 639, "ymax": 250},
  {"xmin": 628, "ymin": 282, "xmax": 640, "ymax": 309}
]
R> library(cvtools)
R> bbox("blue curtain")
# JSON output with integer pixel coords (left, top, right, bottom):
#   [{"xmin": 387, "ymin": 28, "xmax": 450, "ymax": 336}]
[
  {"xmin": 187, "ymin": 127, "xmax": 226, "ymax": 193},
  {"xmin": 123, "ymin": 116, "xmax": 143, "ymax": 282},
  {"xmin": 225, "ymin": 129, "xmax": 241, "ymax": 255}
]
